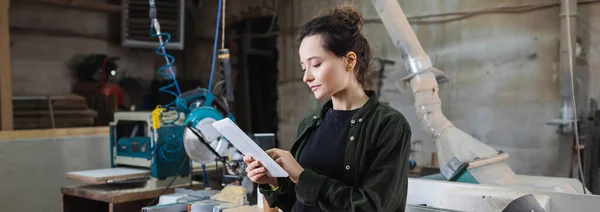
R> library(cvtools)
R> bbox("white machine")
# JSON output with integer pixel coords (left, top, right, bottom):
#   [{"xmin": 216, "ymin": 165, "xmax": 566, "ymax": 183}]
[{"xmin": 371, "ymin": 0, "xmax": 600, "ymax": 211}]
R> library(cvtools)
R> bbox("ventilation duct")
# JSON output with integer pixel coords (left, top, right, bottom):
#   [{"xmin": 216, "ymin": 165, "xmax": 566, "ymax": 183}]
[{"xmin": 121, "ymin": 0, "xmax": 185, "ymax": 50}]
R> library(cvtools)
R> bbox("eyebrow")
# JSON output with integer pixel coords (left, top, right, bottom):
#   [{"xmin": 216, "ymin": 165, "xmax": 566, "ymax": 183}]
[{"xmin": 300, "ymin": 56, "xmax": 321, "ymax": 65}]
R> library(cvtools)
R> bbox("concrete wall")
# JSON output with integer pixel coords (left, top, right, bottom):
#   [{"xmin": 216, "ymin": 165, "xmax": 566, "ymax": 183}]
[
  {"xmin": 273, "ymin": 0, "xmax": 600, "ymax": 177},
  {"xmin": 581, "ymin": 3, "xmax": 600, "ymax": 102},
  {"xmin": 0, "ymin": 133, "xmax": 110, "ymax": 212},
  {"xmin": 2, "ymin": 1, "xmax": 599, "ymax": 210},
  {"xmin": 9, "ymin": 3, "xmax": 160, "ymax": 96},
  {"xmin": 369, "ymin": 0, "xmax": 561, "ymax": 175}
]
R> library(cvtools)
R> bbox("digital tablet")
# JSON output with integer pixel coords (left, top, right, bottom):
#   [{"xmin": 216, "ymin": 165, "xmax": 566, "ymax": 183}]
[{"xmin": 212, "ymin": 118, "xmax": 289, "ymax": 178}]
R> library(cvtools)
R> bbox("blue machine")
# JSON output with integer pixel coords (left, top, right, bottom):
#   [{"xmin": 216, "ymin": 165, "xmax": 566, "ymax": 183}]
[
  {"xmin": 177, "ymin": 88, "xmax": 243, "ymax": 166},
  {"xmin": 177, "ymin": 87, "xmax": 236, "ymax": 125},
  {"xmin": 108, "ymin": 88, "xmax": 237, "ymax": 181},
  {"xmin": 109, "ymin": 111, "xmax": 190, "ymax": 180}
]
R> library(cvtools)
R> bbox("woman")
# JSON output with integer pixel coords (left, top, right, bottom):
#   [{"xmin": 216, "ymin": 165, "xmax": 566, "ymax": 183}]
[{"xmin": 244, "ymin": 3, "xmax": 412, "ymax": 212}]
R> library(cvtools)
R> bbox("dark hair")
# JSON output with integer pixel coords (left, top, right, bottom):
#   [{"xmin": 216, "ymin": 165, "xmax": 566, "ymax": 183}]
[{"xmin": 297, "ymin": 3, "xmax": 373, "ymax": 88}]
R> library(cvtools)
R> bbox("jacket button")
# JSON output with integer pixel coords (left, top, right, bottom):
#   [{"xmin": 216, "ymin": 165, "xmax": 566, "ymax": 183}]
[
  {"xmin": 350, "ymin": 136, "xmax": 354, "ymax": 141},
  {"xmin": 313, "ymin": 116, "xmax": 317, "ymax": 119},
  {"xmin": 358, "ymin": 118, "xmax": 363, "ymax": 122},
  {"xmin": 351, "ymin": 120, "xmax": 355, "ymax": 124},
  {"xmin": 345, "ymin": 165, "xmax": 350, "ymax": 170}
]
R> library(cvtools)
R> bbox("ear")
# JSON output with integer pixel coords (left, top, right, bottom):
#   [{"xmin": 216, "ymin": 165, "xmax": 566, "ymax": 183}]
[{"xmin": 345, "ymin": 51, "xmax": 357, "ymax": 72}]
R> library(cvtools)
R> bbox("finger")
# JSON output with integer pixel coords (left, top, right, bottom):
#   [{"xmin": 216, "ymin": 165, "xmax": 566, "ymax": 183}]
[
  {"xmin": 250, "ymin": 166, "xmax": 267, "ymax": 177},
  {"xmin": 265, "ymin": 149, "xmax": 274, "ymax": 156},
  {"xmin": 252, "ymin": 160, "xmax": 263, "ymax": 168},
  {"xmin": 266, "ymin": 148, "xmax": 281, "ymax": 156},
  {"xmin": 250, "ymin": 173, "xmax": 266, "ymax": 182},
  {"xmin": 247, "ymin": 166, "xmax": 265, "ymax": 177},
  {"xmin": 243, "ymin": 155, "xmax": 254, "ymax": 163},
  {"xmin": 249, "ymin": 160, "xmax": 261, "ymax": 169},
  {"xmin": 270, "ymin": 153, "xmax": 282, "ymax": 161},
  {"xmin": 275, "ymin": 157, "xmax": 284, "ymax": 165},
  {"xmin": 245, "ymin": 160, "xmax": 262, "ymax": 173}
]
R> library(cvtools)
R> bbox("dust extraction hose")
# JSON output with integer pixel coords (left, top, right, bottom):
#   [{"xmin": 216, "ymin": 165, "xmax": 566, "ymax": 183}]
[{"xmin": 371, "ymin": 0, "xmax": 500, "ymax": 166}]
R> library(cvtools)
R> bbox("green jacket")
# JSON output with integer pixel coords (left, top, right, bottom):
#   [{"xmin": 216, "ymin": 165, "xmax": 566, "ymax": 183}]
[{"xmin": 260, "ymin": 90, "xmax": 412, "ymax": 212}]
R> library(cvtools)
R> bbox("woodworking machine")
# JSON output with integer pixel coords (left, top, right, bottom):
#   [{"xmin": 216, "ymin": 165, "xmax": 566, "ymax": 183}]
[
  {"xmin": 109, "ymin": 111, "xmax": 190, "ymax": 180},
  {"xmin": 67, "ymin": 89, "xmax": 251, "ymax": 189}
]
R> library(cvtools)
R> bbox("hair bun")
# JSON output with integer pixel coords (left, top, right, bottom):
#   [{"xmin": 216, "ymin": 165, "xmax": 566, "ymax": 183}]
[
  {"xmin": 333, "ymin": 4, "xmax": 364, "ymax": 33},
  {"xmin": 315, "ymin": 3, "xmax": 364, "ymax": 34}
]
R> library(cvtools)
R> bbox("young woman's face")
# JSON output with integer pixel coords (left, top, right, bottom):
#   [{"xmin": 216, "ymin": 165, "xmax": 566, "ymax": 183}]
[{"xmin": 299, "ymin": 35, "xmax": 353, "ymax": 99}]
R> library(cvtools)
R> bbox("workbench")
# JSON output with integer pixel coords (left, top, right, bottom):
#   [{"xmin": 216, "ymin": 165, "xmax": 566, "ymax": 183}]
[{"xmin": 61, "ymin": 182, "xmax": 204, "ymax": 212}]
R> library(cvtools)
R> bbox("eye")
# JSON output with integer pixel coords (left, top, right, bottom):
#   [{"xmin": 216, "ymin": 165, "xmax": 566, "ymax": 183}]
[{"xmin": 312, "ymin": 63, "xmax": 321, "ymax": 68}]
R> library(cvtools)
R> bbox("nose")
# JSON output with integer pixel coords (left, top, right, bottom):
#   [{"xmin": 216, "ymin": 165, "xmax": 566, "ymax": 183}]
[{"xmin": 303, "ymin": 68, "xmax": 314, "ymax": 83}]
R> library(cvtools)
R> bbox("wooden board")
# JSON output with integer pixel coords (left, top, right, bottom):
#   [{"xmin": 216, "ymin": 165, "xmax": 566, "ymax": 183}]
[
  {"xmin": 223, "ymin": 205, "xmax": 263, "ymax": 212},
  {"xmin": 14, "ymin": 109, "xmax": 98, "ymax": 117},
  {"xmin": 14, "ymin": 117, "xmax": 94, "ymax": 129},
  {"xmin": 0, "ymin": 126, "xmax": 108, "ymax": 141},
  {"xmin": 33, "ymin": 0, "xmax": 121, "ymax": 13},
  {"xmin": 61, "ymin": 182, "xmax": 204, "ymax": 203},
  {"xmin": 66, "ymin": 168, "xmax": 151, "ymax": 184},
  {"xmin": 0, "ymin": 0, "xmax": 12, "ymax": 130},
  {"xmin": 13, "ymin": 94, "xmax": 89, "ymax": 111}
]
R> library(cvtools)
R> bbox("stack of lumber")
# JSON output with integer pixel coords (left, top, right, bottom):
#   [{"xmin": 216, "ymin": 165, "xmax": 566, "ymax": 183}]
[{"xmin": 13, "ymin": 94, "xmax": 98, "ymax": 130}]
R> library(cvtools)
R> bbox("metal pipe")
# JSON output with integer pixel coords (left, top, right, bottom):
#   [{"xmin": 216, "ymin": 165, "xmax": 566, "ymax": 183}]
[
  {"xmin": 555, "ymin": 0, "xmax": 579, "ymax": 178},
  {"xmin": 558, "ymin": 0, "xmax": 578, "ymax": 134},
  {"xmin": 371, "ymin": 0, "xmax": 500, "ymax": 167}
]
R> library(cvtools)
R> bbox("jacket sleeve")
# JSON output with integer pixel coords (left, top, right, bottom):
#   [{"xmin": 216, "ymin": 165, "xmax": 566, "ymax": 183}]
[
  {"xmin": 259, "ymin": 177, "xmax": 297, "ymax": 211},
  {"xmin": 294, "ymin": 116, "xmax": 412, "ymax": 211},
  {"xmin": 258, "ymin": 116, "xmax": 312, "ymax": 211}
]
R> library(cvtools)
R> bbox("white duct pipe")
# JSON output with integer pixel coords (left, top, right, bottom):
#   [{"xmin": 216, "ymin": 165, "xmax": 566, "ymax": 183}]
[
  {"xmin": 371, "ymin": 0, "xmax": 500, "ymax": 167},
  {"xmin": 554, "ymin": 0, "xmax": 579, "ymax": 178}
]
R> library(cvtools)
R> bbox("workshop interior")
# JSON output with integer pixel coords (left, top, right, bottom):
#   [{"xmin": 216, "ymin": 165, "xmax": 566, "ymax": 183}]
[{"xmin": 1, "ymin": 0, "xmax": 600, "ymax": 211}]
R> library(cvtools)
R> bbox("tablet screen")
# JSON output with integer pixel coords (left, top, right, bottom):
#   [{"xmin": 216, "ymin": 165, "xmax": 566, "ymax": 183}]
[{"xmin": 212, "ymin": 118, "xmax": 289, "ymax": 178}]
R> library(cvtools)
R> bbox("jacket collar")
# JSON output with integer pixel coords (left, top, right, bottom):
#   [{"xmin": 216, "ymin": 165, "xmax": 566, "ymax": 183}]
[{"xmin": 311, "ymin": 90, "xmax": 379, "ymax": 126}]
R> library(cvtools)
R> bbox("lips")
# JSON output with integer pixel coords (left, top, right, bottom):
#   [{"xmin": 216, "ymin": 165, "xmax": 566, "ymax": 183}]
[{"xmin": 310, "ymin": 85, "xmax": 320, "ymax": 91}]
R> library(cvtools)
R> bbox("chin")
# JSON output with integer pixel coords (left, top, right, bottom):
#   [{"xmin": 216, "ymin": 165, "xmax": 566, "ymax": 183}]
[{"xmin": 312, "ymin": 90, "xmax": 329, "ymax": 100}]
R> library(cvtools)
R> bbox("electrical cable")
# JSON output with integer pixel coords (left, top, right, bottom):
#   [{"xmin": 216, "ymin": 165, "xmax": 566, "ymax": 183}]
[
  {"xmin": 186, "ymin": 124, "xmax": 240, "ymax": 187},
  {"xmin": 184, "ymin": 124, "xmax": 212, "ymax": 189},
  {"xmin": 145, "ymin": 156, "xmax": 189, "ymax": 207},
  {"xmin": 222, "ymin": 0, "xmax": 226, "ymax": 50},
  {"xmin": 158, "ymin": 130, "xmax": 183, "ymax": 162},
  {"xmin": 208, "ymin": 0, "xmax": 224, "ymax": 92},
  {"xmin": 218, "ymin": 0, "xmax": 228, "ymax": 100},
  {"xmin": 407, "ymin": 0, "xmax": 600, "ymax": 24},
  {"xmin": 186, "ymin": 124, "xmax": 223, "ymax": 157},
  {"xmin": 361, "ymin": 0, "xmax": 600, "ymax": 25},
  {"xmin": 565, "ymin": 0, "xmax": 587, "ymax": 194}
]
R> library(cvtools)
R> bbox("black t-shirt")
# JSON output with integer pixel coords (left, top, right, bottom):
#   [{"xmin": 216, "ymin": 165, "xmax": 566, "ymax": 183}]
[{"xmin": 295, "ymin": 108, "xmax": 359, "ymax": 212}]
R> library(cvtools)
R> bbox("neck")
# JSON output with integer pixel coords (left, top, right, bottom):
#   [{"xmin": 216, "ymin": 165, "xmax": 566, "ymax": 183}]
[{"xmin": 331, "ymin": 84, "xmax": 369, "ymax": 111}]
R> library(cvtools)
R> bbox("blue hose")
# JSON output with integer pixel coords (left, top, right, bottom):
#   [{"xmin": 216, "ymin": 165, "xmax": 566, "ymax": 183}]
[
  {"xmin": 149, "ymin": 15, "xmax": 183, "ymax": 161},
  {"xmin": 202, "ymin": 164, "xmax": 211, "ymax": 189},
  {"xmin": 148, "ymin": 0, "xmax": 222, "ymax": 163},
  {"xmin": 208, "ymin": 0, "xmax": 223, "ymax": 92},
  {"xmin": 158, "ymin": 130, "xmax": 183, "ymax": 162},
  {"xmin": 150, "ymin": 23, "xmax": 181, "ymax": 108}
]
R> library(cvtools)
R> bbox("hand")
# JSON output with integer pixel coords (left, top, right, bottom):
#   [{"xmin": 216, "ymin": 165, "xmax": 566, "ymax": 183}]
[
  {"xmin": 243, "ymin": 155, "xmax": 277, "ymax": 187},
  {"xmin": 266, "ymin": 148, "xmax": 304, "ymax": 184}
]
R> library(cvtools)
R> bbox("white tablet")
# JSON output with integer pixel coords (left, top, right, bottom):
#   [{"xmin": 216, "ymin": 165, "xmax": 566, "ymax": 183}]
[{"xmin": 212, "ymin": 118, "xmax": 289, "ymax": 178}]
